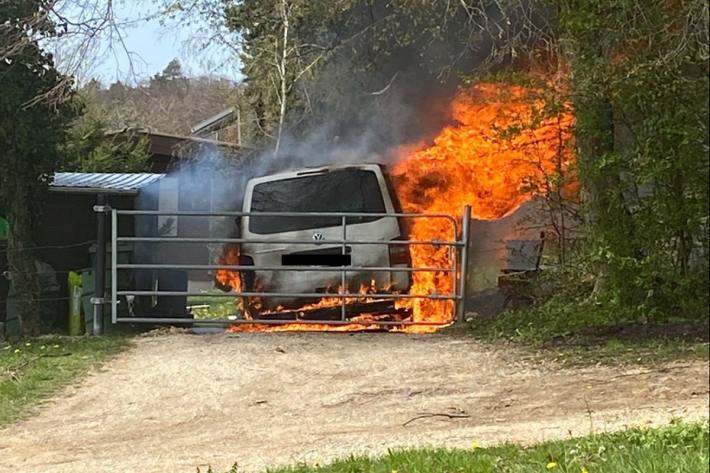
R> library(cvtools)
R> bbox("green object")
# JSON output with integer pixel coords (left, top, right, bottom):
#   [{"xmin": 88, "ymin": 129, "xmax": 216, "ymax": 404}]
[
  {"xmin": 68, "ymin": 271, "xmax": 84, "ymax": 335},
  {"xmin": 0, "ymin": 216, "xmax": 8, "ymax": 240}
]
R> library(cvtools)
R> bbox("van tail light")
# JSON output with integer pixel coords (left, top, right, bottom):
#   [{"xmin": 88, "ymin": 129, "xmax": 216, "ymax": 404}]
[{"xmin": 388, "ymin": 237, "xmax": 412, "ymax": 266}]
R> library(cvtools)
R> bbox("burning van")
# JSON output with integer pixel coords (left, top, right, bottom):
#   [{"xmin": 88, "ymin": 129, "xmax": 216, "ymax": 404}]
[{"xmin": 232, "ymin": 164, "xmax": 411, "ymax": 313}]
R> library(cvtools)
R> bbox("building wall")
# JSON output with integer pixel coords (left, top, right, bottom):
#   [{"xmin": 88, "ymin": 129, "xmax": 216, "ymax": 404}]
[
  {"xmin": 467, "ymin": 199, "xmax": 546, "ymax": 293},
  {"xmin": 37, "ymin": 194, "xmax": 135, "ymax": 272}
]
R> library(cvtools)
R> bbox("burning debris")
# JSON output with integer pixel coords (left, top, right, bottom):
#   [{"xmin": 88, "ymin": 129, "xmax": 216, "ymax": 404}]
[{"xmin": 215, "ymin": 82, "xmax": 575, "ymax": 333}]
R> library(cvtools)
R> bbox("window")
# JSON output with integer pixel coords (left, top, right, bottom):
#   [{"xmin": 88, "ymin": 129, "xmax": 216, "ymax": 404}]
[{"xmin": 249, "ymin": 169, "xmax": 386, "ymax": 234}]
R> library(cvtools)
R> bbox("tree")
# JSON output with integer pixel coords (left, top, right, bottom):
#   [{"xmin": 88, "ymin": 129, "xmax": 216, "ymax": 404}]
[
  {"xmin": 61, "ymin": 118, "xmax": 151, "ymax": 173},
  {"xmin": 224, "ymin": 0, "xmax": 551, "ymax": 151},
  {"xmin": 0, "ymin": 1, "xmax": 80, "ymax": 336},
  {"xmin": 78, "ymin": 70, "xmax": 247, "ymax": 138},
  {"xmin": 225, "ymin": 0, "xmax": 331, "ymax": 151},
  {"xmin": 555, "ymin": 0, "xmax": 709, "ymax": 314},
  {"xmin": 152, "ymin": 58, "xmax": 184, "ymax": 82},
  {"xmin": 227, "ymin": 0, "xmax": 709, "ymax": 317}
]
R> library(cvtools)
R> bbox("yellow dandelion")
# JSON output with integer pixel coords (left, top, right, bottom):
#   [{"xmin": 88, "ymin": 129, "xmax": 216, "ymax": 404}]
[
  {"xmin": 581, "ymin": 467, "xmax": 589, "ymax": 473},
  {"xmin": 471, "ymin": 441, "xmax": 480, "ymax": 450},
  {"xmin": 546, "ymin": 462, "xmax": 558, "ymax": 469}
]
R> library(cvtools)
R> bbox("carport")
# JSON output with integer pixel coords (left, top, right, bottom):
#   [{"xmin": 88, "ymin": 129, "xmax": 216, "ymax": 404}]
[{"xmin": 1, "ymin": 173, "xmax": 164, "ymax": 337}]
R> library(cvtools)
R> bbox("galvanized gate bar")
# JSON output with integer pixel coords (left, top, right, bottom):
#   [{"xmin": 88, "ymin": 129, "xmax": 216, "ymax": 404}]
[
  {"xmin": 116, "ymin": 291, "xmax": 458, "ymax": 299},
  {"xmin": 114, "ymin": 317, "xmax": 452, "ymax": 326},
  {"xmin": 116, "ymin": 264, "xmax": 456, "ymax": 272},
  {"xmin": 116, "ymin": 237, "xmax": 463, "ymax": 246},
  {"xmin": 115, "ymin": 208, "xmax": 459, "ymax": 222}
]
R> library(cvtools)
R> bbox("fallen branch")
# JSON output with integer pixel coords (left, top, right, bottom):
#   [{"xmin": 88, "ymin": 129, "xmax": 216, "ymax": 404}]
[{"xmin": 403, "ymin": 411, "xmax": 470, "ymax": 427}]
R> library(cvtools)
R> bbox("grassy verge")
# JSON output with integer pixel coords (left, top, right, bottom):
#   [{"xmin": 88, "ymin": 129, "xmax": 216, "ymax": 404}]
[
  {"xmin": 207, "ymin": 421, "xmax": 708, "ymax": 473},
  {"xmin": 468, "ymin": 299, "xmax": 709, "ymax": 366},
  {"xmin": 544, "ymin": 338, "xmax": 710, "ymax": 366},
  {"xmin": 0, "ymin": 335, "xmax": 130, "ymax": 427}
]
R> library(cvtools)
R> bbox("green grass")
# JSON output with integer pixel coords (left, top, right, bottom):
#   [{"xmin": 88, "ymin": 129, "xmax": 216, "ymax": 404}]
[
  {"xmin": 191, "ymin": 300, "xmax": 242, "ymax": 320},
  {"xmin": 187, "ymin": 294, "xmax": 243, "ymax": 320},
  {"xmin": 545, "ymin": 339, "xmax": 710, "ymax": 367},
  {"xmin": 207, "ymin": 421, "xmax": 709, "ymax": 473},
  {"xmin": 468, "ymin": 299, "xmax": 709, "ymax": 366},
  {"xmin": 0, "ymin": 335, "xmax": 130, "ymax": 426},
  {"xmin": 470, "ymin": 300, "xmax": 625, "ymax": 345}
]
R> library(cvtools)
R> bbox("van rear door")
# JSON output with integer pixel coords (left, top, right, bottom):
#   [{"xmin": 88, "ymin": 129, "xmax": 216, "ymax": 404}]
[{"xmin": 242, "ymin": 166, "xmax": 401, "ymax": 296}]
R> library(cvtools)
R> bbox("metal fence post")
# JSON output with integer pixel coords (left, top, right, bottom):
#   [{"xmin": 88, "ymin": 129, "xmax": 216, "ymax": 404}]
[
  {"xmin": 111, "ymin": 209, "xmax": 118, "ymax": 325},
  {"xmin": 92, "ymin": 195, "xmax": 107, "ymax": 335},
  {"xmin": 456, "ymin": 205, "xmax": 471, "ymax": 323},
  {"xmin": 341, "ymin": 216, "xmax": 347, "ymax": 321}
]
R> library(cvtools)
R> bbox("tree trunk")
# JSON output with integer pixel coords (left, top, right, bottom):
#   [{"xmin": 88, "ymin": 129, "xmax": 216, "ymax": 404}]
[
  {"xmin": 6, "ymin": 195, "xmax": 42, "ymax": 336},
  {"xmin": 575, "ymin": 85, "xmax": 625, "ymax": 298},
  {"xmin": 563, "ymin": 6, "xmax": 640, "ymax": 301},
  {"xmin": 273, "ymin": 0, "xmax": 289, "ymax": 158}
]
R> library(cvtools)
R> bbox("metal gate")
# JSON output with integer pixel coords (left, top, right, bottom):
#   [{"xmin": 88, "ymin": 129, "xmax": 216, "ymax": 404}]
[{"xmin": 95, "ymin": 206, "xmax": 471, "ymax": 329}]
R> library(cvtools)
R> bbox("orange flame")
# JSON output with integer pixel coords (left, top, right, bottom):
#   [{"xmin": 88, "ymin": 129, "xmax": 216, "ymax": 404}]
[
  {"xmin": 215, "ymin": 244, "xmax": 247, "ymax": 315},
  {"xmin": 391, "ymin": 82, "xmax": 575, "ymax": 332},
  {"xmin": 220, "ymin": 81, "xmax": 574, "ymax": 333},
  {"xmin": 215, "ymin": 245, "xmax": 241, "ymax": 292}
]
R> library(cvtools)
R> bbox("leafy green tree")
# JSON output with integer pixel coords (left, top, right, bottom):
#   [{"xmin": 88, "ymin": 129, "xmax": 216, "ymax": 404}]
[
  {"xmin": 0, "ymin": 1, "xmax": 80, "ymax": 336},
  {"xmin": 558, "ymin": 0, "xmax": 709, "ymax": 316},
  {"xmin": 61, "ymin": 118, "xmax": 150, "ymax": 173},
  {"xmin": 152, "ymin": 58, "xmax": 184, "ymax": 83},
  {"xmin": 227, "ymin": 0, "xmax": 709, "ymax": 319},
  {"xmin": 167, "ymin": 0, "xmax": 504, "ymax": 147}
]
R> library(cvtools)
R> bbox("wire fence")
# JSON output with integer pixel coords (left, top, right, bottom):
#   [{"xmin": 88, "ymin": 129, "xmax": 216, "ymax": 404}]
[
  {"xmin": 0, "ymin": 296, "xmax": 72, "ymax": 305},
  {"xmin": 1, "ymin": 240, "xmax": 98, "ymax": 320},
  {"xmin": 0, "ymin": 240, "xmax": 96, "ymax": 255}
]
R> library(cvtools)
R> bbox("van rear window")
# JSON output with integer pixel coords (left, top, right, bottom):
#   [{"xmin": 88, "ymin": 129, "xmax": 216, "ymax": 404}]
[{"xmin": 249, "ymin": 169, "xmax": 386, "ymax": 234}]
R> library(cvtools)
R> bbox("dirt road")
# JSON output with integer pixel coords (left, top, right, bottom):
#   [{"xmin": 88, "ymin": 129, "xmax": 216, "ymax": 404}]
[{"xmin": 1, "ymin": 332, "xmax": 708, "ymax": 473}]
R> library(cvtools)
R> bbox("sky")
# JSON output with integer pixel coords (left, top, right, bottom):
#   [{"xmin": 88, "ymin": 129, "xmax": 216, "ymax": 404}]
[{"xmin": 64, "ymin": 1, "xmax": 240, "ymax": 85}]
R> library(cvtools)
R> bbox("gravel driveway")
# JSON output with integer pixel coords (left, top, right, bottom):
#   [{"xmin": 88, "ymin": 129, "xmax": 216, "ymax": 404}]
[{"xmin": 1, "ymin": 332, "xmax": 707, "ymax": 473}]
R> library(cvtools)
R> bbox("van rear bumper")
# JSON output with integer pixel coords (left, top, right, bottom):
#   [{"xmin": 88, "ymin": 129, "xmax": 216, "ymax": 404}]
[{"xmin": 249, "ymin": 269, "xmax": 409, "ymax": 311}]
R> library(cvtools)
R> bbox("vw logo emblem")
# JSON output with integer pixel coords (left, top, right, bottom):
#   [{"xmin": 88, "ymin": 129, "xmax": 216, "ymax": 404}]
[{"xmin": 312, "ymin": 232, "xmax": 325, "ymax": 241}]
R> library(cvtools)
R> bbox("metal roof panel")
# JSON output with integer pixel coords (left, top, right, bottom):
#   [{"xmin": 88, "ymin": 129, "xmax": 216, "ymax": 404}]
[{"xmin": 51, "ymin": 172, "xmax": 165, "ymax": 194}]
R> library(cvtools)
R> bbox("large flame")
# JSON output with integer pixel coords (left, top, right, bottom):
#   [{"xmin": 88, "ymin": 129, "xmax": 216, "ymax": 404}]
[
  {"xmin": 390, "ymin": 82, "xmax": 575, "ymax": 332},
  {"xmin": 217, "ymin": 81, "xmax": 574, "ymax": 333}
]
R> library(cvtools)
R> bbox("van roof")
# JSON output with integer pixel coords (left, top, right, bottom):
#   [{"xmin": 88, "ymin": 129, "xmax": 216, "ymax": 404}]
[{"xmin": 252, "ymin": 163, "xmax": 385, "ymax": 183}]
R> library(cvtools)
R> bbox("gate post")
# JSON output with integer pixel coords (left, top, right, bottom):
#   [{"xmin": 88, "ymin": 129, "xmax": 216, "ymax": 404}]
[
  {"xmin": 340, "ymin": 215, "xmax": 347, "ymax": 321},
  {"xmin": 456, "ymin": 205, "xmax": 471, "ymax": 323},
  {"xmin": 92, "ymin": 195, "xmax": 108, "ymax": 335}
]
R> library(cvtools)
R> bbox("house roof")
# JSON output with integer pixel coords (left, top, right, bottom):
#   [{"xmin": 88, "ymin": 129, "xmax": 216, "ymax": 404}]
[
  {"xmin": 190, "ymin": 107, "xmax": 236, "ymax": 135},
  {"xmin": 105, "ymin": 127, "xmax": 241, "ymax": 151},
  {"xmin": 103, "ymin": 127, "xmax": 248, "ymax": 172},
  {"xmin": 50, "ymin": 172, "xmax": 166, "ymax": 195}
]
